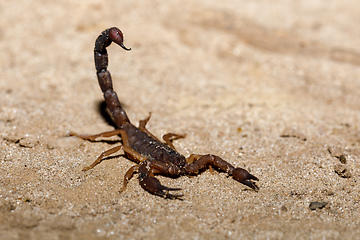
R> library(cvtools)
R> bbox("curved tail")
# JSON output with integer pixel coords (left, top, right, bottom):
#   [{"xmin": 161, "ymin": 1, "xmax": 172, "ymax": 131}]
[{"xmin": 94, "ymin": 27, "xmax": 131, "ymax": 128}]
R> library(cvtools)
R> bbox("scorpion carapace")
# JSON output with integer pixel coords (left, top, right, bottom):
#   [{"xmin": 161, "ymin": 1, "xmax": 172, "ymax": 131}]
[{"xmin": 70, "ymin": 27, "xmax": 259, "ymax": 198}]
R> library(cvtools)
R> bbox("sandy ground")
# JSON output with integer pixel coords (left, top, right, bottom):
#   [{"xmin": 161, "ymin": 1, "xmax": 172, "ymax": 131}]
[{"xmin": 1, "ymin": 0, "xmax": 360, "ymax": 239}]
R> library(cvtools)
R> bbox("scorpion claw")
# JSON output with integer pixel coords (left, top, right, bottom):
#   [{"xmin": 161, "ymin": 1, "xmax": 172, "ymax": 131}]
[
  {"xmin": 241, "ymin": 179, "xmax": 259, "ymax": 192},
  {"xmin": 232, "ymin": 168, "xmax": 259, "ymax": 192},
  {"xmin": 140, "ymin": 176, "xmax": 183, "ymax": 199}
]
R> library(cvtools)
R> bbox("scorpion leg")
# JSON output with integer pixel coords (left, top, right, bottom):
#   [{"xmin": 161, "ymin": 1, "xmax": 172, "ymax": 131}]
[
  {"xmin": 82, "ymin": 129, "xmax": 147, "ymax": 171},
  {"xmin": 119, "ymin": 165, "xmax": 139, "ymax": 193},
  {"xmin": 138, "ymin": 113, "xmax": 186, "ymax": 150},
  {"xmin": 83, "ymin": 145, "xmax": 122, "ymax": 171},
  {"xmin": 69, "ymin": 129, "xmax": 123, "ymax": 141},
  {"xmin": 138, "ymin": 113, "xmax": 161, "ymax": 141},
  {"xmin": 184, "ymin": 154, "xmax": 259, "ymax": 191},
  {"xmin": 138, "ymin": 160, "xmax": 183, "ymax": 199},
  {"xmin": 162, "ymin": 133, "xmax": 186, "ymax": 150}
]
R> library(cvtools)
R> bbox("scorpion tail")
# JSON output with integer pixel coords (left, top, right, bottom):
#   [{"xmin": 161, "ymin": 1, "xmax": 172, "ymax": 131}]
[{"xmin": 94, "ymin": 27, "xmax": 132, "ymax": 128}]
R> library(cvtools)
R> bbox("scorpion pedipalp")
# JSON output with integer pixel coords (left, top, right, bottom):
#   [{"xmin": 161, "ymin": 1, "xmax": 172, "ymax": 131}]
[
  {"xmin": 232, "ymin": 168, "xmax": 259, "ymax": 192},
  {"xmin": 140, "ymin": 176, "xmax": 183, "ymax": 199}
]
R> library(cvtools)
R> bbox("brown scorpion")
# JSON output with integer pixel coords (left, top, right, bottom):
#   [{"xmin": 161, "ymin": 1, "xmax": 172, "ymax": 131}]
[{"xmin": 70, "ymin": 27, "xmax": 259, "ymax": 198}]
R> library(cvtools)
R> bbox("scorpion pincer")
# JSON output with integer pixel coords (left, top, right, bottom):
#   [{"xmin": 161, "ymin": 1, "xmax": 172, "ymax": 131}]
[{"xmin": 70, "ymin": 27, "xmax": 259, "ymax": 198}]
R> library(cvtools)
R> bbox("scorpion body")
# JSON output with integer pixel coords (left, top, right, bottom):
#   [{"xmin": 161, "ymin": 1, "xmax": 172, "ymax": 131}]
[{"xmin": 70, "ymin": 27, "xmax": 259, "ymax": 198}]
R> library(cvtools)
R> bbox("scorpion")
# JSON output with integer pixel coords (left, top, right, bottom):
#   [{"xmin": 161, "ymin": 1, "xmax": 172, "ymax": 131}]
[{"xmin": 70, "ymin": 27, "xmax": 259, "ymax": 198}]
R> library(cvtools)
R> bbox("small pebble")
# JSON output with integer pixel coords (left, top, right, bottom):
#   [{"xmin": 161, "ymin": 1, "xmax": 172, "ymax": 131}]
[
  {"xmin": 339, "ymin": 155, "xmax": 347, "ymax": 164},
  {"xmin": 19, "ymin": 136, "xmax": 39, "ymax": 148},
  {"xmin": 328, "ymin": 146, "xmax": 342, "ymax": 158},
  {"xmin": 3, "ymin": 134, "xmax": 21, "ymax": 143},
  {"xmin": 280, "ymin": 128, "xmax": 306, "ymax": 141},
  {"xmin": 309, "ymin": 202, "xmax": 327, "ymax": 210},
  {"xmin": 334, "ymin": 163, "xmax": 351, "ymax": 178},
  {"xmin": 280, "ymin": 205, "xmax": 288, "ymax": 212}
]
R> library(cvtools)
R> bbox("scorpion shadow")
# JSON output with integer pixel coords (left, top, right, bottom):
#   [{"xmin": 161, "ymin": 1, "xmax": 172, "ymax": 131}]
[{"xmin": 98, "ymin": 100, "xmax": 117, "ymax": 129}]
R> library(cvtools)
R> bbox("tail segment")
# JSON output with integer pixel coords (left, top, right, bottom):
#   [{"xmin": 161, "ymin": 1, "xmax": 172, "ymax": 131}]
[{"xmin": 94, "ymin": 27, "xmax": 131, "ymax": 128}]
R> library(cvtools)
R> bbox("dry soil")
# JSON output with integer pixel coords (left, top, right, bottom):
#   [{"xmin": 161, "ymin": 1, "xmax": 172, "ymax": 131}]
[{"xmin": 1, "ymin": 0, "xmax": 360, "ymax": 239}]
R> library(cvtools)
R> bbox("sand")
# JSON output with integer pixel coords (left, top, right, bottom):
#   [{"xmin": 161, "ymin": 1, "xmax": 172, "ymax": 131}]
[{"xmin": 1, "ymin": 0, "xmax": 359, "ymax": 239}]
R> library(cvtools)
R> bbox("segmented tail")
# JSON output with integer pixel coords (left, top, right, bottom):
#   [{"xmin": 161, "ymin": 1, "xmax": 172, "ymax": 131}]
[{"xmin": 94, "ymin": 27, "xmax": 131, "ymax": 128}]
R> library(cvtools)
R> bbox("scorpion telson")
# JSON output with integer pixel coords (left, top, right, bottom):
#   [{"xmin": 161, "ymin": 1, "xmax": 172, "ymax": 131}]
[{"xmin": 70, "ymin": 27, "xmax": 259, "ymax": 199}]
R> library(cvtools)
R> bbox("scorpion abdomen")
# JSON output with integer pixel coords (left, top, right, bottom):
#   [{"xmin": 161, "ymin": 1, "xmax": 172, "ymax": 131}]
[{"xmin": 124, "ymin": 123, "xmax": 186, "ymax": 166}]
